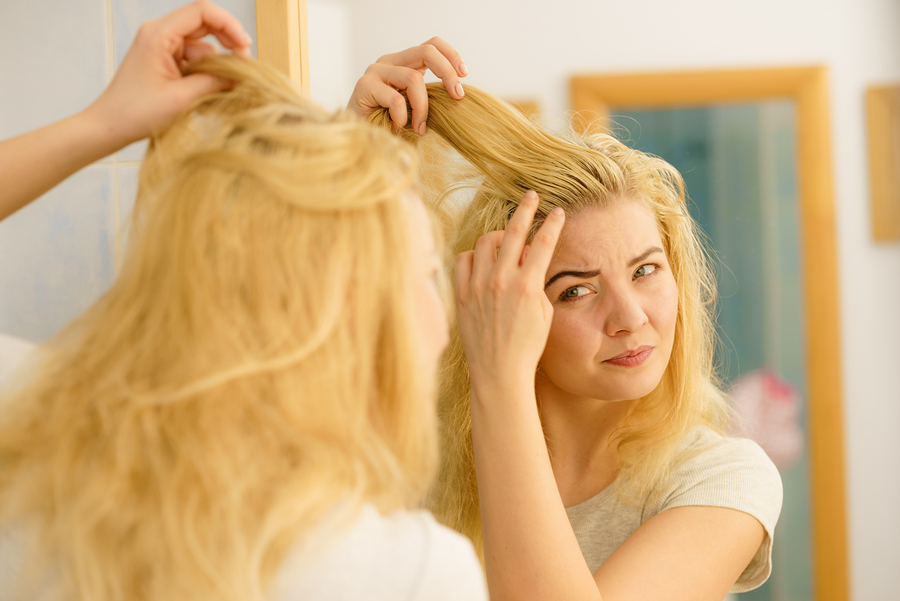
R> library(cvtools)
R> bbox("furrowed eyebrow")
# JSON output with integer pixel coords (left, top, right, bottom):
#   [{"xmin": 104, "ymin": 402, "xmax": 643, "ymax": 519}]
[
  {"xmin": 544, "ymin": 269, "xmax": 601, "ymax": 289},
  {"xmin": 628, "ymin": 246, "xmax": 664, "ymax": 267},
  {"xmin": 544, "ymin": 247, "xmax": 664, "ymax": 289}
]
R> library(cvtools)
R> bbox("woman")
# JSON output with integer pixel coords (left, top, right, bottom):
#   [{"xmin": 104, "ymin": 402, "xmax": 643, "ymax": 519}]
[
  {"xmin": 0, "ymin": 53, "xmax": 487, "ymax": 601},
  {"xmin": 351, "ymin": 43, "xmax": 783, "ymax": 601}
]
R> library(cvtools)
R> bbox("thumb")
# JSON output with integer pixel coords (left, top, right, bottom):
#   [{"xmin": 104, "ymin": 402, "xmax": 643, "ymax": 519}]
[{"xmin": 171, "ymin": 73, "xmax": 233, "ymax": 108}]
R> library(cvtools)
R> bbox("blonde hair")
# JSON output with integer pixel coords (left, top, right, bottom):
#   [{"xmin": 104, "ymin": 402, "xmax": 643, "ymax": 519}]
[
  {"xmin": 0, "ymin": 56, "xmax": 437, "ymax": 601},
  {"xmin": 369, "ymin": 83, "xmax": 731, "ymax": 556}
]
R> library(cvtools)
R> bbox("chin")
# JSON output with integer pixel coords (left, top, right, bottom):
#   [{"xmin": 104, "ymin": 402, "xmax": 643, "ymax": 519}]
[{"xmin": 587, "ymin": 371, "xmax": 666, "ymax": 402}]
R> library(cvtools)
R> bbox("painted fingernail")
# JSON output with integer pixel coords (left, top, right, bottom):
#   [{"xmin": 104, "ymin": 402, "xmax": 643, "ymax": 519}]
[
  {"xmin": 459, "ymin": 62, "xmax": 468, "ymax": 76},
  {"xmin": 454, "ymin": 83, "xmax": 465, "ymax": 98}
]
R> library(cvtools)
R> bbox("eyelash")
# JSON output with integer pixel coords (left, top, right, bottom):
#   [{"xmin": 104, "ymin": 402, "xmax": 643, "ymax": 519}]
[{"xmin": 558, "ymin": 263, "xmax": 662, "ymax": 303}]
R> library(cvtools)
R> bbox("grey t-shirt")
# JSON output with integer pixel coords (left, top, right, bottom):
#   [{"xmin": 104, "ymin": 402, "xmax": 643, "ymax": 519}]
[{"xmin": 565, "ymin": 426, "xmax": 783, "ymax": 594}]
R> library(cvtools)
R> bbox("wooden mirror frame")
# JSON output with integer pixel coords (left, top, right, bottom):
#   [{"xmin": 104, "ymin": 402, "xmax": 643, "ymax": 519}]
[
  {"xmin": 255, "ymin": 0, "xmax": 310, "ymax": 93},
  {"xmin": 571, "ymin": 67, "xmax": 847, "ymax": 601}
]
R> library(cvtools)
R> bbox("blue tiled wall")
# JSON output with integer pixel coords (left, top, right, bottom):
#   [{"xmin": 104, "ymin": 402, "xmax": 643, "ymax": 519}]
[{"xmin": 0, "ymin": 0, "xmax": 255, "ymax": 342}]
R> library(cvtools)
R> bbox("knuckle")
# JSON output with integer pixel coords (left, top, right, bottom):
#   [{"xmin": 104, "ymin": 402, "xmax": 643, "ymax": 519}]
[
  {"xmin": 488, "ymin": 275, "xmax": 507, "ymax": 295},
  {"xmin": 506, "ymin": 222, "xmax": 527, "ymax": 237},
  {"xmin": 357, "ymin": 73, "xmax": 379, "ymax": 87},
  {"xmin": 533, "ymin": 232, "xmax": 555, "ymax": 247},
  {"xmin": 135, "ymin": 22, "xmax": 155, "ymax": 39}
]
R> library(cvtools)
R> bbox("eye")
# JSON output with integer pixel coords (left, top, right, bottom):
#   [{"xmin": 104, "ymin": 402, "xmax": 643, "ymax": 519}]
[
  {"xmin": 560, "ymin": 285, "xmax": 592, "ymax": 302},
  {"xmin": 633, "ymin": 263, "xmax": 659, "ymax": 279}
]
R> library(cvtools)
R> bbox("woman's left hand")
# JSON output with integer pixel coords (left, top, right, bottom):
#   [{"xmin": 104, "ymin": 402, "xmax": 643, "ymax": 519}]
[
  {"xmin": 454, "ymin": 191, "xmax": 565, "ymax": 395},
  {"xmin": 0, "ymin": 0, "xmax": 252, "ymax": 222},
  {"xmin": 86, "ymin": 0, "xmax": 253, "ymax": 148}
]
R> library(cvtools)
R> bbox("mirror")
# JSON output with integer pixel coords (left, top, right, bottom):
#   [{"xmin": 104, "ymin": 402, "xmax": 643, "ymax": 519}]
[
  {"xmin": 283, "ymin": 11, "xmax": 849, "ymax": 598},
  {"xmin": 609, "ymin": 101, "xmax": 808, "ymax": 600},
  {"xmin": 571, "ymin": 66, "xmax": 845, "ymax": 601}
]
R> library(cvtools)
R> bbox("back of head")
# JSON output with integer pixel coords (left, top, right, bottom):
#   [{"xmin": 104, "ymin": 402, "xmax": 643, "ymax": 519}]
[
  {"xmin": 0, "ymin": 55, "xmax": 436, "ymax": 601},
  {"xmin": 369, "ymin": 83, "xmax": 729, "ymax": 555}
]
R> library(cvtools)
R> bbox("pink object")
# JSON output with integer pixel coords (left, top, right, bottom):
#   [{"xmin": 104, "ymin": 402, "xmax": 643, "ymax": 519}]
[{"xmin": 728, "ymin": 368, "xmax": 804, "ymax": 472}]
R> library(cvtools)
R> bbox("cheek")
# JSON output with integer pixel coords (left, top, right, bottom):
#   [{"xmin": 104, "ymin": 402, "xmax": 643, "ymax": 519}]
[
  {"xmin": 543, "ymin": 309, "xmax": 600, "ymax": 363},
  {"xmin": 651, "ymin": 276, "xmax": 679, "ymax": 338}
]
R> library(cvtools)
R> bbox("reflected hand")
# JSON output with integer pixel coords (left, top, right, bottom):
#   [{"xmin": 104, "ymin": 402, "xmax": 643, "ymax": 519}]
[
  {"xmin": 86, "ymin": 0, "xmax": 253, "ymax": 148},
  {"xmin": 348, "ymin": 37, "xmax": 467, "ymax": 135},
  {"xmin": 454, "ymin": 191, "xmax": 566, "ymax": 394}
]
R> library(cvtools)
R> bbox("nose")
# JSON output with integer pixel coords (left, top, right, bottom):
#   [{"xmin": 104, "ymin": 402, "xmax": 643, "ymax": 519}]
[{"xmin": 602, "ymin": 285, "xmax": 649, "ymax": 337}]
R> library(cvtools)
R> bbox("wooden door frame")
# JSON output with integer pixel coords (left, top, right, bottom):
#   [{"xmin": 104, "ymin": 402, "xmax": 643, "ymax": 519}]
[
  {"xmin": 255, "ymin": 0, "xmax": 310, "ymax": 93},
  {"xmin": 571, "ymin": 67, "xmax": 846, "ymax": 601}
]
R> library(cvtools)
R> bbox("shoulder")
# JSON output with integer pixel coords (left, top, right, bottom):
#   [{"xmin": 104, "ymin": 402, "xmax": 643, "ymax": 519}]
[
  {"xmin": 274, "ymin": 505, "xmax": 487, "ymax": 601},
  {"xmin": 663, "ymin": 427, "xmax": 783, "ymax": 515},
  {"xmin": 654, "ymin": 426, "xmax": 783, "ymax": 530},
  {"xmin": 402, "ymin": 510, "xmax": 488, "ymax": 601}
]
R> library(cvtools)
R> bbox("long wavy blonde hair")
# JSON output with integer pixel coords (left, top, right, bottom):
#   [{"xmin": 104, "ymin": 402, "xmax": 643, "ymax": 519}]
[
  {"xmin": 369, "ymin": 83, "xmax": 731, "ymax": 557},
  {"xmin": 0, "ymin": 56, "xmax": 438, "ymax": 601}
]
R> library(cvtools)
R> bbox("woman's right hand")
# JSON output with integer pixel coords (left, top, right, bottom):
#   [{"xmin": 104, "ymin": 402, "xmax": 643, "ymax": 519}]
[
  {"xmin": 454, "ymin": 192, "xmax": 566, "ymax": 397},
  {"xmin": 347, "ymin": 38, "xmax": 467, "ymax": 135}
]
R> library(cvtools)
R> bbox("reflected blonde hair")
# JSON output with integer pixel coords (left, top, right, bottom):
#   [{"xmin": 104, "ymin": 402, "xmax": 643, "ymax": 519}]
[
  {"xmin": 370, "ymin": 83, "xmax": 730, "ymax": 556},
  {"xmin": 0, "ymin": 56, "xmax": 437, "ymax": 601}
]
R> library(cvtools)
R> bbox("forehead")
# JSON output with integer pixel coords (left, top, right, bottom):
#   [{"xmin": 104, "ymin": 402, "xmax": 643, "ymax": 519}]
[{"xmin": 552, "ymin": 198, "xmax": 663, "ymax": 266}]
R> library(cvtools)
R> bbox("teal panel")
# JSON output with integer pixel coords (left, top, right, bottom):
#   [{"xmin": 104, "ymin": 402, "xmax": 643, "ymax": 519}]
[{"xmin": 612, "ymin": 103, "xmax": 811, "ymax": 601}]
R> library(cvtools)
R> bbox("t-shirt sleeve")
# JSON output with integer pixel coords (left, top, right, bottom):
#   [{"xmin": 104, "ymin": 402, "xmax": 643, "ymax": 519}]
[
  {"xmin": 0, "ymin": 333, "xmax": 34, "ymax": 389},
  {"xmin": 409, "ymin": 515, "xmax": 488, "ymax": 601},
  {"xmin": 651, "ymin": 432, "xmax": 784, "ymax": 593}
]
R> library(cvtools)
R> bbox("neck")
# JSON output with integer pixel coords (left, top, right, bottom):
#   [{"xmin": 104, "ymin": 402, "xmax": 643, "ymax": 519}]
[{"xmin": 536, "ymin": 372, "xmax": 636, "ymax": 508}]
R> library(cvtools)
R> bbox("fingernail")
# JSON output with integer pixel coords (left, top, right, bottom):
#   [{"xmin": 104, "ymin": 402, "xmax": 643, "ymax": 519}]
[
  {"xmin": 525, "ymin": 190, "xmax": 538, "ymax": 201},
  {"xmin": 552, "ymin": 207, "xmax": 564, "ymax": 216},
  {"xmin": 454, "ymin": 83, "xmax": 465, "ymax": 98},
  {"xmin": 242, "ymin": 32, "xmax": 253, "ymax": 45},
  {"xmin": 418, "ymin": 122, "xmax": 427, "ymax": 135},
  {"xmin": 459, "ymin": 62, "xmax": 468, "ymax": 76}
]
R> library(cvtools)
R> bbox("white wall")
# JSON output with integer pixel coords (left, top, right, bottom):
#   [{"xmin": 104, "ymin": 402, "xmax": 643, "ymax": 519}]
[{"xmin": 341, "ymin": 0, "xmax": 900, "ymax": 598}]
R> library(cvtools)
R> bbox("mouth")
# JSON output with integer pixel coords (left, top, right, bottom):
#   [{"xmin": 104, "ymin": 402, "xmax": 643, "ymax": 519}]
[{"xmin": 603, "ymin": 346, "xmax": 654, "ymax": 368}]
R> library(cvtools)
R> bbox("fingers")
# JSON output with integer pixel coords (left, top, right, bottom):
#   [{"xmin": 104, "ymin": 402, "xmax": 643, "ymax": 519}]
[
  {"xmin": 362, "ymin": 64, "xmax": 428, "ymax": 132},
  {"xmin": 421, "ymin": 36, "xmax": 467, "ymax": 77},
  {"xmin": 182, "ymin": 40, "xmax": 219, "ymax": 63},
  {"xmin": 522, "ymin": 207, "xmax": 566, "ymax": 280},
  {"xmin": 459, "ymin": 194, "xmax": 564, "ymax": 300},
  {"xmin": 471, "ymin": 230, "xmax": 505, "ymax": 285},
  {"xmin": 454, "ymin": 251, "xmax": 475, "ymax": 301},
  {"xmin": 157, "ymin": 0, "xmax": 253, "ymax": 55},
  {"xmin": 350, "ymin": 74, "xmax": 409, "ymax": 128},
  {"xmin": 171, "ymin": 73, "xmax": 233, "ymax": 110},
  {"xmin": 496, "ymin": 191, "xmax": 539, "ymax": 270},
  {"xmin": 379, "ymin": 39, "xmax": 466, "ymax": 100},
  {"xmin": 351, "ymin": 38, "xmax": 465, "ymax": 136}
]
